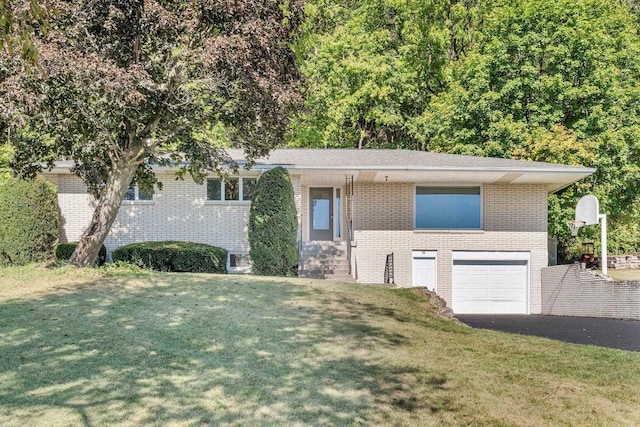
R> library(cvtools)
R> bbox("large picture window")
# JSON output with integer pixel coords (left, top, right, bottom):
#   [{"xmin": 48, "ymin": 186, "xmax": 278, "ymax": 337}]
[
  {"xmin": 207, "ymin": 177, "xmax": 257, "ymax": 202},
  {"xmin": 415, "ymin": 186, "xmax": 481, "ymax": 229}
]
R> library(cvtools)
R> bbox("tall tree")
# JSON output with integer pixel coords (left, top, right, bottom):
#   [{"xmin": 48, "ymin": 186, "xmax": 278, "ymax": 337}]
[
  {"xmin": 1, "ymin": 0, "xmax": 304, "ymax": 266},
  {"xmin": 290, "ymin": 0, "xmax": 486, "ymax": 149},
  {"xmin": 420, "ymin": 0, "xmax": 640, "ymax": 253}
]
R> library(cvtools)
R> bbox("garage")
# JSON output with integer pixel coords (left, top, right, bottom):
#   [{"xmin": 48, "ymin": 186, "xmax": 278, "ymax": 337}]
[{"xmin": 452, "ymin": 252, "xmax": 529, "ymax": 314}]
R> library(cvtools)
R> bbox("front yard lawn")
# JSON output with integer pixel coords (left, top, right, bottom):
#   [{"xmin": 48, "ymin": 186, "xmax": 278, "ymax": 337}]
[{"xmin": 1, "ymin": 266, "xmax": 639, "ymax": 426}]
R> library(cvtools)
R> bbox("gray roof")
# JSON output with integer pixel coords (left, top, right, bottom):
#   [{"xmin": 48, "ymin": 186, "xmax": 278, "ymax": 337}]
[
  {"xmin": 232, "ymin": 148, "xmax": 593, "ymax": 172},
  {"xmin": 46, "ymin": 148, "xmax": 595, "ymax": 193}
]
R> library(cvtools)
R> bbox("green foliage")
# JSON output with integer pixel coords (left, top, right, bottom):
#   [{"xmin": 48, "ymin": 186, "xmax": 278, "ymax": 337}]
[
  {"xmin": 248, "ymin": 167, "xmax": 298, "ymax": 276},
  {"xmin": 0, "ymin": 143, "xmax": 13, "ymax": 183},
  {"xmin": 111, "ymin": 241, "xmax": 227, "ymax": 274},
  {"xmin": 291, "ymin": 0, "xmax": 486, "ymax": 149},
  {"xmin": 421, "ymin": 0, "xmax": 640, "ymax": 254},
  {"xmin": 0, "ymin": 177, "xmax": 59, "ymax": 266},
  {"xmin": 55, "ymin": 242, "xmax": 106, "ymax": 266},
  {"xmin": 2, "ymin": 1, "xmax": 304, "ymax": 267}
]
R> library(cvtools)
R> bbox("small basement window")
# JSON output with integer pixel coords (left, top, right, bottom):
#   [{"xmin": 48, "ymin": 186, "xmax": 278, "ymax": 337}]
[{"xmin": 228, "ymin": 253, "xmax": 252, "ymax": 273}]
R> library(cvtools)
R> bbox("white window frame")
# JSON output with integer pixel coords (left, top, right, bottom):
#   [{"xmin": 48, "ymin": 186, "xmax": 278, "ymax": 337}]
[
  {"xmin": 414, "ymin": 184, "xmax": 483, "ymax": 230},
  {"xmin": 123, "ymin": 185, "xmax": 154, "ymax": 203},
  {"xmin": 206, "ymin": 176, "xmax": 258, "ymax": 203}
]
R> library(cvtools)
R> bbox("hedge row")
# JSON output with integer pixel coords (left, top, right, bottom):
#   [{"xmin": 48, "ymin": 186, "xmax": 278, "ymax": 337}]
[
  {"xmin": 111, "ymin": 241, "xmax": 227, "ymax": 273},
  {"xmin": 54, "ymin": 242, "xmax": 107, "ymax": 266},
  {"xmin": 0, "ymin": 178, "xmax": 59, "ymax": 266}
]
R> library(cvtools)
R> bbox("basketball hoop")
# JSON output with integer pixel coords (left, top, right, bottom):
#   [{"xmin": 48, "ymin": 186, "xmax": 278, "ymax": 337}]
[{"xmin": 566, "ymin": 220, "xmax": 586, "ymax": 237}]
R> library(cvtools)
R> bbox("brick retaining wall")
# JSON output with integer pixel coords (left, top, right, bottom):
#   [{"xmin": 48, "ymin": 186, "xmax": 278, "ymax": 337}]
[{"xmin": 541, "ymin": 264, "xmax": 640, "ymax": 320}]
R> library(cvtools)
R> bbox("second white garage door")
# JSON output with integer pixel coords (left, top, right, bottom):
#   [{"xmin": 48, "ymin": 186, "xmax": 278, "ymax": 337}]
[{"xmin": 452, "ymin": 258, "xmax": 528, "ymax": 314}]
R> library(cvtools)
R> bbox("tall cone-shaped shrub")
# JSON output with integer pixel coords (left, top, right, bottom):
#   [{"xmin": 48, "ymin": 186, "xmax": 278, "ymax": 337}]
[
  {"xmin": 0, "ymin": 177, "xmax": 59, "ymax": 265},
  {"xmin": 248, "ymin": 167, "xmax": 298, "ymax": 276}
]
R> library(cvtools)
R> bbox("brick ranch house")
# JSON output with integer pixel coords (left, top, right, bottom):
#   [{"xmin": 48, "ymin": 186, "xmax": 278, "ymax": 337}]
[{"xmin": 44, "ymin": 149, "xmax": 594, "ymax": 315}]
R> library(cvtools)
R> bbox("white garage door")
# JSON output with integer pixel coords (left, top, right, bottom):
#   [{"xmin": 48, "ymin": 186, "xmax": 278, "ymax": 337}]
[{"xmin": 452, "ymin": 259, "xmax": 528, "ymax": 314}]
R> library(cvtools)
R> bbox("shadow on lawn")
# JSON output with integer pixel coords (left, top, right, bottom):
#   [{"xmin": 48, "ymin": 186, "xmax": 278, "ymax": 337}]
[{"xmin": 0, "ymin": 274, "xmax": 455, "ymax": 426}]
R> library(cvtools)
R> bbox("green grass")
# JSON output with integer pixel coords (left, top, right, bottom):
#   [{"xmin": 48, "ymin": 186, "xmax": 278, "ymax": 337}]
[
  {"xmin": 602, "ymin": 268, "xmax": 640, "ymax": 281},
  {"xmin": 1, "ymin": 266, "xmax": 639, "ymax": 426}
]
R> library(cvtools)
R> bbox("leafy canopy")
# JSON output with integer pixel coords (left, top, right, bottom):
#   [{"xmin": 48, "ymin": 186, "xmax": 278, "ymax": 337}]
[
  {"xmin": 1, "ymin": 0, "xmax": 304, "ymax": 266},
  {"xmin": 3, "ymin": 0, "xmax": 304, "ymax": 195}
]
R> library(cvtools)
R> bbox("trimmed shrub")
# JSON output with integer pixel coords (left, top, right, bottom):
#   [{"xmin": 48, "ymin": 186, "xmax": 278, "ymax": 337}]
[
  {"xmin": 111, "ymin": 241, "xmax": 227, "ymax": 273},
  {"xmin": 0, "ymin": 177, "xmax": 59, "ymax": 266},
  {"xmin": 55, "ymin": 242, "xmax": 107, "ymax": 266},
  {"xmin": 248, "ymin": 166, "xmax": 298, "ymax": 276}
]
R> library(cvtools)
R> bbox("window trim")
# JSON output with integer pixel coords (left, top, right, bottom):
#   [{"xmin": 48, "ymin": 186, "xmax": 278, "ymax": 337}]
[
  {"xmin": 413, "ymin": 184, "xmax": 483, "ymax": 230},
  {"xmin": 205, "ymin": 176, "xmax": 258, "ymax": 203},
  {"xmin": 122, "ymin": 185, "xmax": 154, "ymax": 203}
]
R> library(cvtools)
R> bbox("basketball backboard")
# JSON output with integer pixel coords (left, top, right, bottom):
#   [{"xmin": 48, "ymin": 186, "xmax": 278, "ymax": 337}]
[{"xmin": 575, "ymin": 195, "xmax": 599, "ymax": 225}]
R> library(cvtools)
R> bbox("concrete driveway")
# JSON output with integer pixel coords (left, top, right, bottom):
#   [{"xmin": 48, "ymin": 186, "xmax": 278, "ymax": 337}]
[{"xmin": 456, "ymin": 315, "xmax": 640, "ymax": 352}]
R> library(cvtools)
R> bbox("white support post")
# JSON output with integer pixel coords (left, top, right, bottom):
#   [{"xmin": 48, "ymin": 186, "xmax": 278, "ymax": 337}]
[{"xmin": 599, "ymin": 214, "xmax": 607, "ymax": 276}]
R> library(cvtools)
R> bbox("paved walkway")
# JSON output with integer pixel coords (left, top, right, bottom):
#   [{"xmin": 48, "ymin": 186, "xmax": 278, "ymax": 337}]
[{"xmin": 456, "ymin": 315, "xmax": 640, "ymax": 352}]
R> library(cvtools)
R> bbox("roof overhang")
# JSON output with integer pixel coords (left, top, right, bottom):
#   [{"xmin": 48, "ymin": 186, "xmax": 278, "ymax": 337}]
[
  {"xmin": 43, "ymin": 160, "xmax": 595, "ymax": 194},
  {"xmin": 287, "ymin": 166, "xmax": 595, "ymax": 193}
]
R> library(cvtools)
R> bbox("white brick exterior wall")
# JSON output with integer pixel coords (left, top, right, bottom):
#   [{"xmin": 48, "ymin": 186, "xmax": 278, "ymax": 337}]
[
  {"xmin": 347, "ymin": 183, "xmax": 548, "ymax": 314},
  {"xmin": 54, "ymin": 172, "xmax": 549, "ymax": 313},
  {"xmin": 54, "ymin": 172, "xmax": 303, "ymax": 259}
]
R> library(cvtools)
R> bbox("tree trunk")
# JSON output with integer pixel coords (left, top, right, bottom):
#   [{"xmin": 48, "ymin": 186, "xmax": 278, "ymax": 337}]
[{"xmin": 69, "ymin": 159, "xmax": 139, "ymax": 267}]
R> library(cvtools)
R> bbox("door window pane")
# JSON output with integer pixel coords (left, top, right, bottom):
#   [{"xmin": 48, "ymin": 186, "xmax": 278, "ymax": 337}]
[
  {"xmin": 335, "ymin": 189, "xmax": 341, "ymax": 238},
  {"xmin": 313, "ymin": 199, "xmax": 330, "ymax": 230}
]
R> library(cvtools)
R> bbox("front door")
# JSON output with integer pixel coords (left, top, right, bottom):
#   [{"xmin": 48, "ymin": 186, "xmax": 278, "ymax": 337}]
[{"xmin": 310, "ymin": 188, "xmax": 333, "ymax": 241}]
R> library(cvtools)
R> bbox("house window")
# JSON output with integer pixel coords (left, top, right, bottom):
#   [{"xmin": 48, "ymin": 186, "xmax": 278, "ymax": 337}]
[
  {"xmin": 124, "ymin": 185, "xmax": 153, "ymax": 201},
  {"xmin": 225, "ymin": 178, "xmax": 240, "ymax": 201},
  {"xmin": 415, "ymin": 186, "xmax": 481, "ymax": 229},
  {"xmin": 242, "ymin": 178, "xmax": 257, "ymax": 201},
  {"xmin": 207, "ymin": 177, "xmax": 257, "ymax": 202},
  {"xmin": 229, "ymin": 253, "xmax": 252, "ymax": 273}
]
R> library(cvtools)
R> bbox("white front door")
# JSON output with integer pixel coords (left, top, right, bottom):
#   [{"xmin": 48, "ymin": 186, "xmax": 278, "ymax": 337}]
[{"xmin": 412, "ymin": 251, "xmax": 437, "ymax": 291}]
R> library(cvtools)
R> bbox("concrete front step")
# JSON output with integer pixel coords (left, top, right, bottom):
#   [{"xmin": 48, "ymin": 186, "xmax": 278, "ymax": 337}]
[
  {"xmin": 301, "ymin": 260, "xmax": 350, "ymax": 269},
  {"xmin": 298, "ymin": 272, "xmax": 355, "ymax": 282},
  {"xmin": 299, "ymin": 240, "xmax": 351, "ymax": 280},
  {"xmin": 324, "ymin": 275, "xmax": 355, "ymax": 283},
  {"xmin": 299, "ymin": 267, "xmax": 350, "ymax": 276}
]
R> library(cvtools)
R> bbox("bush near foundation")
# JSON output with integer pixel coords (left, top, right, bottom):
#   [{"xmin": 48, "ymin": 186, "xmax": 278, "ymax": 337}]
[
  {"xmin": 248, "ymin": 166, "xmax": 298, "ymax": 276},
  {"xmin": 55, "ymin": 242, "xmax": 107, "ymax": 266},
  {"xmin": 111, "ymin": 241, "xmax": 227, "ymax": 273},
  {"xmin": 0, "ymin": 177, "xmax": 59, "ymax": 266}
]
